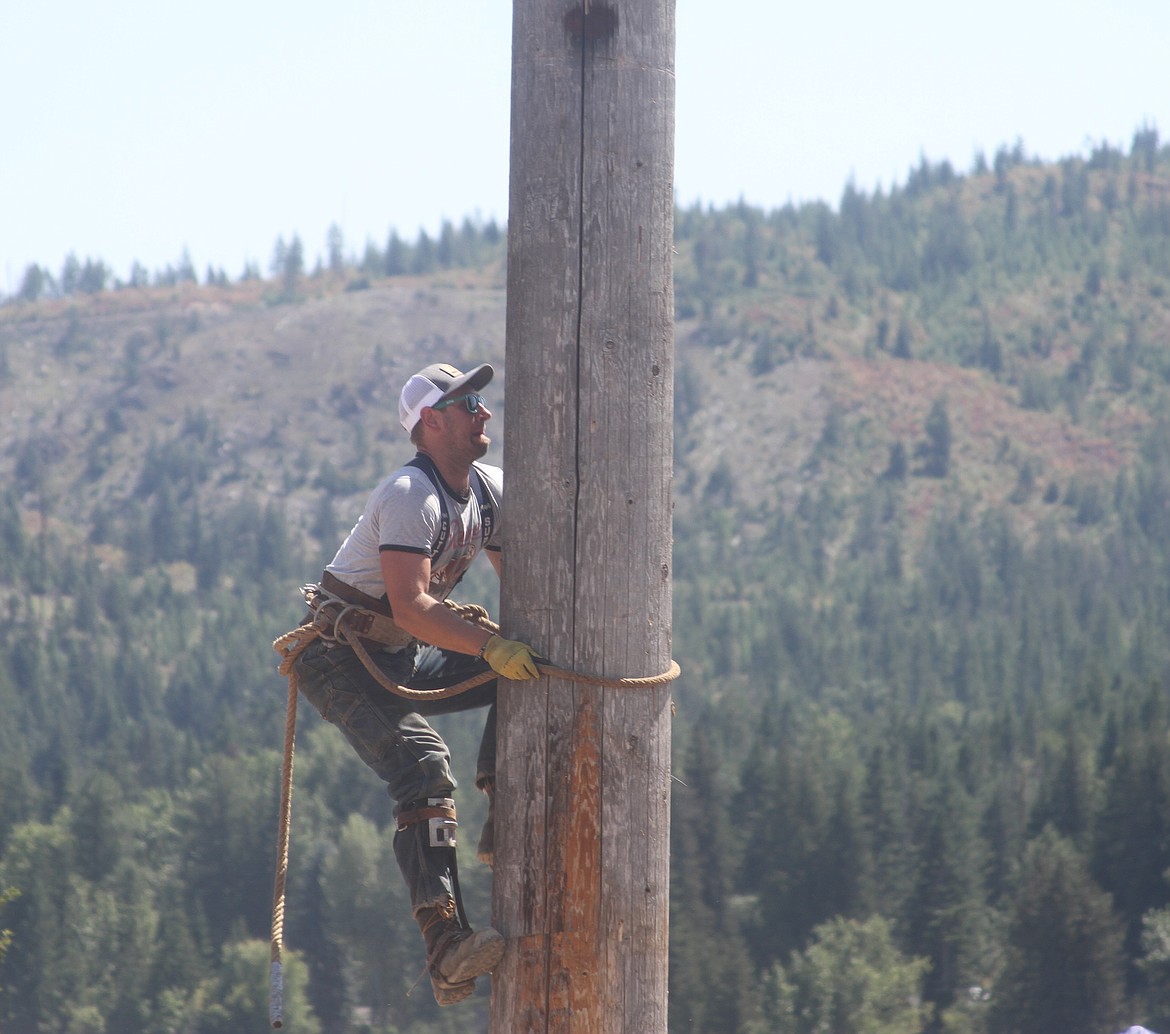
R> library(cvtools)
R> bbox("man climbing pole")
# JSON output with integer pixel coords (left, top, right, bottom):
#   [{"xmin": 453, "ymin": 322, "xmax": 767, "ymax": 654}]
[{"xmin": 289, "ymin": 360, "xmax": 540, "ymax": 1005}]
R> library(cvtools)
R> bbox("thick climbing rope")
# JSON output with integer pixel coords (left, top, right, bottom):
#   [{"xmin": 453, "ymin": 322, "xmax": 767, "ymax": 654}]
[
  {"xmin": 266, "ymin": 600, "xmax": 680, "ymax": 1027},
  {"xmin": 268, "ymin": 670, "xmax": 297, "ymax": 1029},
  {"xmin": 272, "ymin": 602, "xmax": 682, "ymax": 702}
]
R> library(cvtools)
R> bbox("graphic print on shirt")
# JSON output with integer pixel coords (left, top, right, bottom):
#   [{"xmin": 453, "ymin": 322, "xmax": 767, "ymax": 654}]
[
  {"xmin": 419, "ymin": 461, "xmax": 496, "ymax": 601},
  {"xmin": 429, "ymin": 511, "xmax": 481, "ymax": 598}
]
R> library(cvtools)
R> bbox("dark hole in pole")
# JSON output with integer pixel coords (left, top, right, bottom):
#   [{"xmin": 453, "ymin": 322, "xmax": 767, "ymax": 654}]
[{"xmin": 563, "ymin": 3, "xmax": 618, "ymax": 42}]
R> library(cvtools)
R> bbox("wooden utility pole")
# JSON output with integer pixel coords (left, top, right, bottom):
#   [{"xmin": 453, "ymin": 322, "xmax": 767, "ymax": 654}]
[{"xmin": 493, "ymin": 0, "xmax": 675, "ymax": 1031}]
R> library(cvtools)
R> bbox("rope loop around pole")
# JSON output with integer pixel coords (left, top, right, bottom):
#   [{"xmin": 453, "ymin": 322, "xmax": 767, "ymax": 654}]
[
  {"xmin": 268, "ymin": 603, "xmax": 680, "ymax": 1025},
  {"xmin": 273, "ymin": 600, "xmax": 681, "ymax": 702}
]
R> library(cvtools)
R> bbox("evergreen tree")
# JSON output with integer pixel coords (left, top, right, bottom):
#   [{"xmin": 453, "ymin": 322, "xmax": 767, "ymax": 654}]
[
  {"xmin": 281, "ymin": 234, "xmax": 304, "ymax": 299},
  {"xmin": 750, "ymin": 915, "xmax": 931, "ymax": 1034},
  {"xmin": 916, "ymin": 397, "xmax": 952, "ymax": 477},
  {"xmin": 893, "ymin": 314, "xmax": 913, "ymax": 359},
  {"xmin": 437, "ymin": 219, "xmax": 457, "ymax": 268},
  {"xmin": 992, "ymin": 828, "xmax": 1127, "ymax": 1034},
  {"xmin": 175, "ymin": 249, "xmax": 197, "ymax": 284},
  {"xmin": 669, "ymin": 719, "xmax": 753, "ymax": 1033},
  {"xmin": 907, "ymin": 770, "xmax": 990, "ymax": 1016},
  {"xmin": 179, "ymin": 753, "xmax": 281, "ymax": 949},
  {"xmin": 1093, "ymin": 724, "xmax": 1170, "ymax": 955},
  {"xmin": 412, "ymin": 229, "xmax": 437, "ymax": 274},
  {"xmin": 68, "ymin": 772, "xmax": 125, "ymax": 884},
  {"xmin": 384, "ymin": 230, "xmax": 408, "ymax": 275},
  {"xmin": 326, "ymin": 223, "xmax": 345, "ymax": 274},
  {"xmin": 1139, "ymin": 896, "xmax": 1170, "ymax": 1032},
  {"xmin": 360, "ymin": 239, "xmax": 383, "ymax": 275},
  {"xmin": 1030, "ymin": 724, "xmax": 1098, "ymax": 852},
  {"xmin": 319, "ymin": 815, "xmax": 413, "ymax": 1028},
  {"xmin": 60, "ymin": 252, "xmax": 82, "ymax": 294},
  {"xmin": 883, "ymin": 441, "xmax": 909, "ymax": 481},
  {"xmin": 862, "ymin": 742, "xmax": 918, "ymax": 925},
  {"xmin": 269, "ymin": 236, "xmax": 287, "ymax": 278},
  {"xmin": 0, "ymin": 819, "xmax": 82, "ymax": 1032},
  {"xmin": 17, "ymin": 264, "xmax": 48, "ymax": 302},
  {"xmin": 0, "ymin": 885, "xmax": 15, "ymax": 971}
]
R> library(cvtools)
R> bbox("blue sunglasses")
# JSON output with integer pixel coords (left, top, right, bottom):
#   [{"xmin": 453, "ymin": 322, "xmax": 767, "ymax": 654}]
[{"xmin": 432, "ymin": 392, "xmax": 487, "ymax": 415}]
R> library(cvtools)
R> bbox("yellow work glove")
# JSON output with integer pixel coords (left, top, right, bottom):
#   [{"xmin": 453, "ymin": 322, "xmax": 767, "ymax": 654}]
[{"xmin": 482, "ymin": 634, "xmax": 541, "ymax": 680}]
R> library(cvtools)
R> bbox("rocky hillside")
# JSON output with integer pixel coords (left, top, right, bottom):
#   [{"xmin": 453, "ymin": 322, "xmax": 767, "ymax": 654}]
[{"xmin": 2, "ymin": 135, "xmax": 1169, "ymax": 574}]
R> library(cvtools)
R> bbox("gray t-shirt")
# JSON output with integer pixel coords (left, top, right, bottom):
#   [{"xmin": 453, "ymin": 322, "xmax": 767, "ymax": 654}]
[{"xmin": 325, "ymin": 456, "xmax": 503, "ymax": 603}]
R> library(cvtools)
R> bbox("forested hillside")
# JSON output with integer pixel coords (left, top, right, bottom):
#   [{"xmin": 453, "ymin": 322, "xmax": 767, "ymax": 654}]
[{"xmin": 2, "ymin": 128, "xmax": 1170, "ymax": 1033}]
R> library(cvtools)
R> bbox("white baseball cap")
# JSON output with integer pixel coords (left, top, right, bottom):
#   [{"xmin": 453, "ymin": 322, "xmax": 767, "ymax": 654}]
[{"xmin": 398, "ymin": 362, "xmax": 494, "ymax": 433}]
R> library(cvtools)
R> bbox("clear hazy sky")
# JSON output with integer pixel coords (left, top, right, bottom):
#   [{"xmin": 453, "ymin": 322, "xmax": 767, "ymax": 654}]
[{"xmin": 3, "ymin": 0, "xmax": 1167, "ymax": 291}]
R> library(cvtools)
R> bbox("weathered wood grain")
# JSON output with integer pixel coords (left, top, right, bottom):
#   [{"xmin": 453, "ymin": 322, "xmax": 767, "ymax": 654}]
[{"xmin": 494, "ymin": 0, "xmax": 675, "ymax": 1030}]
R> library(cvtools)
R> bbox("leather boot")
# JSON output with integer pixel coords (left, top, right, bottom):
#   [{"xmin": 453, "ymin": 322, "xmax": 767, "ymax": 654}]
[{"xmin": 415, "ymin": 898, "xmax": 505, "ymax": 1006}]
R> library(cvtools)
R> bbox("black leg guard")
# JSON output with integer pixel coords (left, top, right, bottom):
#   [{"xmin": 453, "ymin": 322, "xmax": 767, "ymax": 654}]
[
  {"xmin": 399, "ymin": 797, "xmax": 503, "ymax": 1005},
  {"xmin": 396, "ymin": 798, "xmax": 469, "ymax": 928}
]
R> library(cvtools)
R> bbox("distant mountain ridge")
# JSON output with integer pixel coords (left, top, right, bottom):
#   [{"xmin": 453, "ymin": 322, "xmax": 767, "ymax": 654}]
[{"xmin": 1, "ymin": 132, "xmax": 1168, "ymax": 568}]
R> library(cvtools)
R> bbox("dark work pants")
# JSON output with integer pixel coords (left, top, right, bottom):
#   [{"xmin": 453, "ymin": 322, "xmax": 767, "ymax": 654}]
[{"xmin": 293, "ymin": 638, "xmax": 496, "ymax": 911}]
